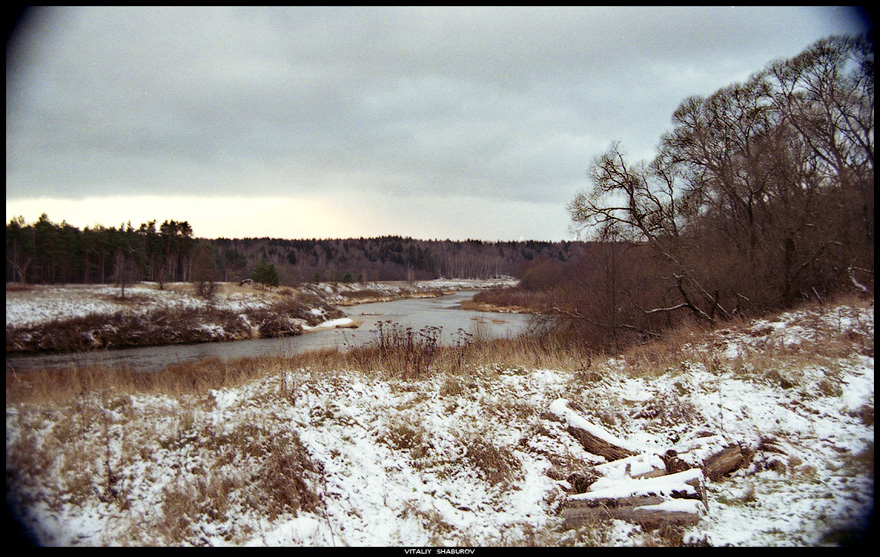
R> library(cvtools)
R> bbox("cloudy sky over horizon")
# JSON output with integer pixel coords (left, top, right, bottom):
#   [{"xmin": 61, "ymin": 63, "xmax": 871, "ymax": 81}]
[{"xmin": 6, "ymin": 6, "xmax": 871, "ymax": 241}]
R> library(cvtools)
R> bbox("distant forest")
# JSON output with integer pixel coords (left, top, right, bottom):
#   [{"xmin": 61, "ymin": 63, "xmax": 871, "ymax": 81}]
[{"xmin": 6, "ymin": 214, "xmax": 584, "ymax": 285}]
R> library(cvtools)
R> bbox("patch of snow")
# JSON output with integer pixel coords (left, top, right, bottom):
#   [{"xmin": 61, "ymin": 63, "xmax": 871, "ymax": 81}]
[
  {"xmin": 211, "ymin": 389, "xmax": 238, "ymax": 411},
  {"xmin": 577, "ymin": 468, "xmax": 704, "ymax": 500},
  {"xmin": 302, "ymin": 317, "xmax": 354, "ymax": 331}
]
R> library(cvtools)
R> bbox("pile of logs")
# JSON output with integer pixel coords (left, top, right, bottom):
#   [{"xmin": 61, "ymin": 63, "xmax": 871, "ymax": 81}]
[{"xmin": 547, "ymin": 399, "xmax": 753, "ymax": 529}]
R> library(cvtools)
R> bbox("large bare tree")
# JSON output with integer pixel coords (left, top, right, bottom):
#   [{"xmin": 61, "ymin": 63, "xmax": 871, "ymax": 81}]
[{"xmin": 568, "ymin": 34, "xmax": 873, "ymax": 340}]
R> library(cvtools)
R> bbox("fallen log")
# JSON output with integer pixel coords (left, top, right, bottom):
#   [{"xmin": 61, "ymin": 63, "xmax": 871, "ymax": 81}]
[
  {"xmin": 702, "ymin": 444, "xmax": 748, "ymax": 481},
  {"xmin": 548, "ymin": 399, "xmax": 639, "ymax": 462},
  {"xmin": 546, "ymin": 400, "xmax": 755, "ymax": 529},
  {"xmin": 563, "ymin": 499, "xmax": 707, "ymax": 529},
  {"xmin": 667, "ymin": 434, "xmax": 753, "ymax": 480},
  {"xmin": 562, "ymin": 468, "xmax": 708, "ymax": 528}
]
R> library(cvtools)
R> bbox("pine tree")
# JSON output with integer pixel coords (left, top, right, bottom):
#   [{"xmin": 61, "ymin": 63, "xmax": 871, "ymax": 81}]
[{"xmin": 252, "ymin": 258, "xmax": 279, "ymax": 288}]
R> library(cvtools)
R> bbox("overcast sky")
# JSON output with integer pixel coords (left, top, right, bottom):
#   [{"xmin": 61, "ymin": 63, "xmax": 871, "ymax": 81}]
[{"xmin": 6, "ymin": 6, "xmax": 872, "ymax": 241}]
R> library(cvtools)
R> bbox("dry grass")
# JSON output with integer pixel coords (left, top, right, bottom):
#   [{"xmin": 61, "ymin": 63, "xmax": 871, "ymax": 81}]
[
  {"xmin": 337, "ymin": 289, "xmax": 390, "ymax": 301},
  {"xmin": 9, "ymin": 293, "xmax": 870, "ymax": 411},
  {"xmin": 472, "ymin": 287, "xmax": 554, "ymax": 313},
  {"xmin": 6, "ymin": 355, "xmax": 285, "ymax": 408},
  {"xmin": 464, "ymin": 435, "xmax": 521, "ymax": 487},
  {"xmin": 6, "ymin": 283, "xmax": 37, "ymax": 292},
  {"xmin": 5, "ymin": 331, "xmax": 586, "ymax": 410},
  {"xmin": 7, "ymin": 394, "xmax": 324, "ymax": 546},
  {"xmin": 615, "ymin": 294, "xmax": 873, "ymax": 383},
  {"xmin": 380, "ymin": 414, "xmax": 435, "ymax": 462}
]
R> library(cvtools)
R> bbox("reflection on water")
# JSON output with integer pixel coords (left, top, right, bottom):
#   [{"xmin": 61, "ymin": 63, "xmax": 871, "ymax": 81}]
[{"xmin": 6, "ymin": 291, "xmax": 533, "ymax": 373}]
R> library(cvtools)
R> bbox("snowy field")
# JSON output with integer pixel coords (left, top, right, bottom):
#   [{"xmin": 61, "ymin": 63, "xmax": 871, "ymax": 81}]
[
  {"xmin": 5, "ymin": 298, "xmax": 874, "ymax": 546},
  {"xmin": 5, "ymin": 283, "xmax": 286, "ymax": 329},
  {"xmin": 5, "ymin": 279, "xmax": 515, "ymax": 329},
  {"xmin": 300, "ymin": 277, "xmax": 518, "ymax": 306}
]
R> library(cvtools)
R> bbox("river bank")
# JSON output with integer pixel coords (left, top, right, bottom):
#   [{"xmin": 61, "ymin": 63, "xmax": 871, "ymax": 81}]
[{"xmin": 5, "ymin": 278, "xmax": 517, "ymax": 355}]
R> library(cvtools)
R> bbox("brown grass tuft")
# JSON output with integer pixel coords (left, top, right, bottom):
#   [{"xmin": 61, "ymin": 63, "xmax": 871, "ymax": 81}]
[{"xmin": 465, "ymin": 435, "xmax": 521, "ymax": 487}]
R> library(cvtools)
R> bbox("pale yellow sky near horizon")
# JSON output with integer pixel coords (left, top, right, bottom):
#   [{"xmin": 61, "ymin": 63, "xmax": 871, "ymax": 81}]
[
  {"xmin": 5, "ymin": 193, "xmax": 566, "ymax": 241},
  {"xmin": 6, "ymin": 195, "xmax": 364, "ymax": 240}
]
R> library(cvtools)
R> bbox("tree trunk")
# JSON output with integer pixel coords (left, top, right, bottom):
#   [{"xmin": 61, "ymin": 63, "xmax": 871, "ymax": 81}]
[{"xmin": 562, "ymin": 468, "xmax": 708, "ymax": 529}]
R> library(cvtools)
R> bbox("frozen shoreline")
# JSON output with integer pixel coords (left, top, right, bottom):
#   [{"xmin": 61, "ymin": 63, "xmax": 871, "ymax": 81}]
[{"xmin": 5, "ymin": 279, "xmax": 516, "ymax": 354}]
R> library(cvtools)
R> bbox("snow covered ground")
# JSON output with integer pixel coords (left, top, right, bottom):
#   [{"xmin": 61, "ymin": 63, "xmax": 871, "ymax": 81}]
[
  {"xmin": 300, "ymin": 277, "xmax": 518, "ymax": 306},
  {"xmin": 6, "ymin": 279, "xmax": 514, "ymax": 353},
  {"xmin": 5, "ymin": 283, "xmax": 302, "ymax": 329},
  {"xmin": 5, "ymin": 298, "xmax": 874, "ymax": 546},
  {"xmin": 5, "ymin": 279, "xmax": 515, "ymax": 329}
]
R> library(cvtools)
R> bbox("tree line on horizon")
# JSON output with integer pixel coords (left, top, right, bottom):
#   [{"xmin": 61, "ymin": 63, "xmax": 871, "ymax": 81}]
[
  {"xmin": 6, "ymin": 215, "xmax": 198, "ymax": 286},
  {"xmin": 6, "ymin": 214, "xmax": 582, "ymax": 286}
]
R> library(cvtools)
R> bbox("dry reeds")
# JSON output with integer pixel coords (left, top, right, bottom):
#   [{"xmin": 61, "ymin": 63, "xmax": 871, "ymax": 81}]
[
  {"xmin": 9, "ymin": 293, "xmax": 871, "ymax": 409},
  {"xmin": 6, "ymin": 355, "xmax": 280, "ymax": 408},
  {"xmin": 471, "ymin": 287, "xmax": 553, "ymax": 313},
  {"xmin": 7, "ymin": 330, "xmax": 592, "ymax": 410}
]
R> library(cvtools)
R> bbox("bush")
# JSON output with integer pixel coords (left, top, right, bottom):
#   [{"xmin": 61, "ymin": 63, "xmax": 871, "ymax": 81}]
[{"xmin": 195, "ymin": 280, "xmax": 217, "ymax": 300}]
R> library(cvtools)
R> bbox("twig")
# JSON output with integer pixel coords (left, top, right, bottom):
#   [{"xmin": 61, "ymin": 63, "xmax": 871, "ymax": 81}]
[{"xmin": 849, "ymin": 265, "xmax": 871, "ymax": 296}]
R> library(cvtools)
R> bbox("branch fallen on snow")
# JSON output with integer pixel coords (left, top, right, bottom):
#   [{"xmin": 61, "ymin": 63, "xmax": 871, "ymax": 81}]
[{"xmin": 849, "ymin": 265, "xmax": 872, "ymax": 296}]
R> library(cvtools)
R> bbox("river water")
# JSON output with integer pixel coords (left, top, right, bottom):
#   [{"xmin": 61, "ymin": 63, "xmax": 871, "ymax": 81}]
[{"xmin": 6, "ymin": 291, "xmax": 534, "ymax": 374}]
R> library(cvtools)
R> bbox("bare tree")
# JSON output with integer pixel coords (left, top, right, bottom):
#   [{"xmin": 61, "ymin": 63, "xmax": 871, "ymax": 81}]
[
  {"xmin": 568, "ymin": 34, "xmax": 873, "ymax": 343},
  {"xmin": 191, "ymin": 241, "xmax": 220, "ymax": 299},
  {"xmin": 569, "ymin": 142, "xmax": 726, "ymax": 323}
]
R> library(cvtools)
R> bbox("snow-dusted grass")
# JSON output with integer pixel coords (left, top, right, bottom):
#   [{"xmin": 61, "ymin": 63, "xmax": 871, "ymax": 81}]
[
  {"xmin": 5, "ymin": 283, "xmax": 282, "ymax": 329},
  {"xmin": 6, "ymin": 280, "xmax": 513, "ymax": 354},
  {"xmin": 5, "ymin": 296, "xmax": 874, "ymax": 546},
  {"xmin": 5, "ymin": 282, "xmax": 350, "ymax": 353}
]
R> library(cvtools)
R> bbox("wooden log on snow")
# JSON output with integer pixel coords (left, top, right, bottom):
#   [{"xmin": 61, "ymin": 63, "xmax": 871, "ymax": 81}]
[
  {"xmin": 548, "ymin": 399, "xmax": 639, "ymax": 462},
  {"xmin": 562, "ymin": 468, "xmax": 708, "ymax": 529},
  {"xmin": 702, "ymin": 444, "xmax": 747, "ymax": 480},
  {"xmin": 667, "ymin": 434, "xmax": 752, "ymax": 480},
  {"xmin": 563, "ymin": 498, "xmax": 707, "ymax": 528},
  {"xmin": 566, "ymin": 426, "xmax": 638, "ymax": 462}
]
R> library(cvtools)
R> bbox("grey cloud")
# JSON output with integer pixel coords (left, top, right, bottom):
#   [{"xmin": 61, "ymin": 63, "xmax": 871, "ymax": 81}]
[{"xmin": 7, "ymin": 6, "xmax": 870, "ymax": 213}]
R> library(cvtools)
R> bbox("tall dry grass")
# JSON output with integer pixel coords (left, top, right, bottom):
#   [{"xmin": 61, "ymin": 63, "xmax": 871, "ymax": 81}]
[
  {"xmin": 614, "ymin": 292, "xmax": 874, "ymax": 390},
  {"xmin": 9, "ymin": 293, "xmax": 871, "ymax": 409}
]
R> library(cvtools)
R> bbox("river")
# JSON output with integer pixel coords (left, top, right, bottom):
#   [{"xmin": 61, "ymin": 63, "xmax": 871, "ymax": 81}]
[{"xmin": 6, "ymin": 291, "xmax": 534, "ymax": 374}]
